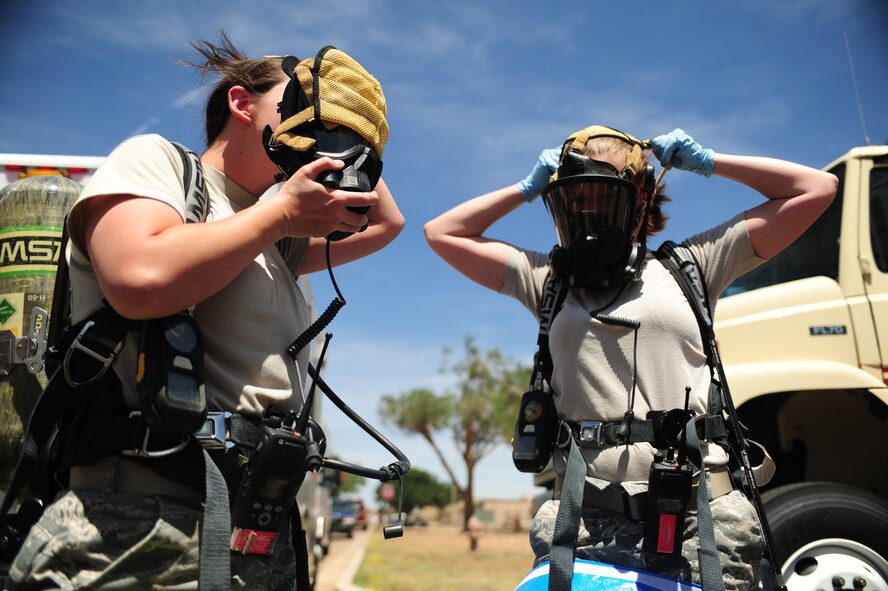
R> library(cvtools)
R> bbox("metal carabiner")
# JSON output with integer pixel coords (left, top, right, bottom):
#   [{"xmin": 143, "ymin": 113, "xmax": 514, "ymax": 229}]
[{"xmin": 63, "ymin": 320, "xmax": 124, "ymax": 387}]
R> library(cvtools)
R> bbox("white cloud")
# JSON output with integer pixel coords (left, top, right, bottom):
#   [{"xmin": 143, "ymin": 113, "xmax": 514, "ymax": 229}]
[{"xmin": 745, "ymin": 0, "xmax": 868, "ymax": 23}]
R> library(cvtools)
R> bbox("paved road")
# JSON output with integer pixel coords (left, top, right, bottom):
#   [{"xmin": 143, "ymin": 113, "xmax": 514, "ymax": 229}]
[{"xmin": 315, "ymin": 528, "xmax": 372, "ymax": 591}]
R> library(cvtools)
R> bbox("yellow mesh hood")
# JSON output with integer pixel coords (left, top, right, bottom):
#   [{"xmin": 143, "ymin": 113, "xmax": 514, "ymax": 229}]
[{"xmin": 272, "ymin": 47, "xmax": 388, "ymax": 158}]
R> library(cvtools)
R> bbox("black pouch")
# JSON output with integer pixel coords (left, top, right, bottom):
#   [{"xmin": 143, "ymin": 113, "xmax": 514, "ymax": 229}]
[
  {"xmin": 136, "ymin": 312, "xmax": 207, "ymax": 436},
  {"xmin": 512, "ymin": 389, "xmax": 557, "ymax": 473}
]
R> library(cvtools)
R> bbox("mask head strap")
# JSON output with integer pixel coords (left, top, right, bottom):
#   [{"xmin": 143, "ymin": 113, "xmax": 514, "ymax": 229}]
[
  {"xmin": 558, "ymin": 125, "xmax": 651, "ymax": 180},
  {"xmin": 555, "ymin": 125, "xmax": 656, "ymax": 245}
]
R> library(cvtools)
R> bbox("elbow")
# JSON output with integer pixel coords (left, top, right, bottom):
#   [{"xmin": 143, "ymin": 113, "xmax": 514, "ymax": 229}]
[
  {"xmin": 392, "ymin": 210, "xmax": 407, "ymax": 238},
  {"xmin": 376, "ymin": 212, "xmax": 406, "ymax": 249},
  {"xmin": 98, "ymin": 268, "xmax": 180, "ymax": 320},
  {"xmin": 423, "ymin": 218, "xmax": 444, "ymax": 248},
  {"xmin": 812, "ymin": 170, "xmax": 839, "ymax": 214},
  {"xmin": 823, "ymin": 171, "xmax": 839, "ymax": 202}
]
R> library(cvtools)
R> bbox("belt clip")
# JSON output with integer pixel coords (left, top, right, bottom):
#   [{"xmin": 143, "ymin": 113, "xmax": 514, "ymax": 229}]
[
  {"xmin": 196, "ymin": 411, "xmax": 234, "ymax": 449},
  {"xmin": 63, "ymin": 320, "xmax": 124, "ymax": 387},
  {"xmin": 121, "ymin": 411, "xmax": 189, "ymax": 458},
  {"xmin": 577, "ymin": 420, "xmax": 605, "ymax": 448}
]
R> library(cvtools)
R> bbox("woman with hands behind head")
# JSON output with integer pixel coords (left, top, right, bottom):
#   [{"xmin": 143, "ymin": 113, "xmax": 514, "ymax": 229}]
[
  {"xmin": 8, "ymin": 33, "xmax": 403, "ymax": 591},
  {"xmin": 425, "ymin": 125, "xmax": 836, "ymax": 590}
]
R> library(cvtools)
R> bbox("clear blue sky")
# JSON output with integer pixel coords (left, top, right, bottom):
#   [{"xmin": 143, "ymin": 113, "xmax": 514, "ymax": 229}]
[{"xmin": 2, "ymin": 0, "xmax": 887, "ymax": 503}]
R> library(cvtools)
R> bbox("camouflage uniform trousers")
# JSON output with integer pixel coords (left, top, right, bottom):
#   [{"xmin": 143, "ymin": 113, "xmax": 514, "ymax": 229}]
[
  {"xmin": 7, "ymin": 489, "xmax": 301, "ymax": 590},
  {"xmin": 529, "ymin": 490, "xmax": 764, "ymax": 591}
]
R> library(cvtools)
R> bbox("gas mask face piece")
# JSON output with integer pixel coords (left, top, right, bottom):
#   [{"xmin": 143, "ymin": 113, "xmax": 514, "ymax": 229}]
[
  {"xmin": 543, "ymin": 150, "xmax": 648, "ymax": 289},
  {"xmin": 262, "ymin": 47, "xmax": 388, "ymax": 240}
]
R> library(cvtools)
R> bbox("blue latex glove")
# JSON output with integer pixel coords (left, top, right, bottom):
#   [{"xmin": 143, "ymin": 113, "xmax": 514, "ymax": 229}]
[
  {"xmin": 651, "ymin": 129, "xmax": 715, "ymax": 177},
  {"xmin": 518, "ymin": 147, "xmax": 561, "ymax": 202}
]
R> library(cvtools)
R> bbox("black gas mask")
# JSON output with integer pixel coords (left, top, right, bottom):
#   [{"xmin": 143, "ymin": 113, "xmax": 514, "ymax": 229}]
[
  {"xmin": 262, "ymin": 47, "xmax": 388, "ymax": 241},
  {"xmin": 542, "ymin": 150, "xmax": 652, "ymax": 289}
]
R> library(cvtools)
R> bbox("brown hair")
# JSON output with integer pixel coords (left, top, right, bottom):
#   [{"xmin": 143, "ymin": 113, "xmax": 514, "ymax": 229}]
[
  {"xmin": 583, "ymin": 136, "xmax": 670, "ymax": 236},
  {"xmin": 180, "ymin": 32, "xmax": 287, "ymax": 146}
]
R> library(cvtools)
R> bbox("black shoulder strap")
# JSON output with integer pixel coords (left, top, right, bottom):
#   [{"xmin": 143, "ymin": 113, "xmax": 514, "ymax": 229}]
[
  {"xmin": 169, "ymin": 140, "xmax": 210, "ymax": 224},
  {"xmin": 654, "ymin": 240, "xmax": 716, "ymax": 363},
  {"xmin": 654, "ymin": 240, "xmax": 726, "ymax": 430},
  {"xmin": 655, "ymin": 240, "xmax": 786, "ymax": 591},
  {"xmin": 535, "ymin": 263, "xmax": 569, "ymax": 384}
]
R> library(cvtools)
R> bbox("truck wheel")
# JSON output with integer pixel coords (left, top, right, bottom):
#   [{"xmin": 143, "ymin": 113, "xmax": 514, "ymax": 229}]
[{"xmin": 762, "ymin": 482, "xmax": 888, "ymax": 591}]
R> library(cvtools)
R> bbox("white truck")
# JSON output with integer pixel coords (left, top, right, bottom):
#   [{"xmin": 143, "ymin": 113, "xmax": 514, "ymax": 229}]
[{"xmin": 715, "ymin": 143, "xmax": 888, "ymax": 590}]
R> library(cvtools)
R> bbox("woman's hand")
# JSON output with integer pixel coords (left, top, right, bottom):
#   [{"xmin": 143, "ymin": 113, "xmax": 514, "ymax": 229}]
[
  {"xmin": 517, "ymin": 147, "xmax": 561, "ymax": 202},
  {"xmin": 275, "ymin": 157, "xmax": 379, "ymax": 238},
  {"xmin": 651, "ymin": 129, "xmax": 715, "ymax": 177}
]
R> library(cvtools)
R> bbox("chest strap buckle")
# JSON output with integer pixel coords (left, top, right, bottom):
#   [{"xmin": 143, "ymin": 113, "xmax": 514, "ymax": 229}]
[
  {"xmin": 196, "ymin": 411, "xmax": 235, "ymax": 449},
  {"xmin": 577, "ymin": 421, "xmax": 605, "ymax": 448}
]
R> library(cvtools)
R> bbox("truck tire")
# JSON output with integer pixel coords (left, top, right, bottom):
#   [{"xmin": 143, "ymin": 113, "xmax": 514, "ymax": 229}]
[{"xmin": 762, "ymin": 482, "xmax": 888, "ymax": 591}]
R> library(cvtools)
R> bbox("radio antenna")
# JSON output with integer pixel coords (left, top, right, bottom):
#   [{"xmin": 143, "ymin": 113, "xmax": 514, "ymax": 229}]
[{"xmin": 844, "ymin": 31, "xmax": 871, "ymax": 146}]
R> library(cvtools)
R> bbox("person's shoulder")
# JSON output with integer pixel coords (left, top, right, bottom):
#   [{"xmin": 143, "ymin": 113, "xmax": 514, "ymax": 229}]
[
  {"xmin": 100, "ymin": 134, "xmax": 184, "ymax": 174},
  {"xmin": 509, "ymin": 244, "xmax": 549, "ymax": 269},
  {"xmin": 110, "ymin": 133, "xmax": 176, "ymax": 156}
]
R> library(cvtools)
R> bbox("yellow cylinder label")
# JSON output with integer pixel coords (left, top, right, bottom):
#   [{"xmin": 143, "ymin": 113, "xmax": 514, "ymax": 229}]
[{"xmin": 0, "ymin": 226, "xmax": 64, "ymax": 276}]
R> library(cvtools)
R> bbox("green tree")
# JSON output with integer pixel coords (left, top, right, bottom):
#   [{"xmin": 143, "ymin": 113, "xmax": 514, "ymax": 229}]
[
  {"xmin": 374, "ymin": 467, "xmax": 451, "ymax": 510},
  {"xmin": 379, "ymin": 336, "xmax": 531, "ymax": 529}
]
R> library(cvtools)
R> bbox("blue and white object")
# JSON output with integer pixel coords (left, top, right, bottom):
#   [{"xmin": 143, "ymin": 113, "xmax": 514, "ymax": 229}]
[{"xmin": 513, "ymin": 558, "xmax": 702, "ymax": 591}]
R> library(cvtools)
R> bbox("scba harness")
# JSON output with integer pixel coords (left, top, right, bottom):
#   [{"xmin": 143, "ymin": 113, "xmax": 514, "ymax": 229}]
[
  {"xmin": 0, "ymin": 138, "xmax": 410, "ymax": 590},
  {"xmin": 0, "ymin": 141, "xmax": 239, "ymax": 590},
  {"xmin": 512, "ymin": 241, "xmax": 784, "ymax": 591}
]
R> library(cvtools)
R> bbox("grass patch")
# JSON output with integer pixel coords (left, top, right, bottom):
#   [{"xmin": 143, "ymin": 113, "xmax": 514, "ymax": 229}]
[{"xmin": 353, "ymin": 525, "xmax": 534, "ymax": 591}]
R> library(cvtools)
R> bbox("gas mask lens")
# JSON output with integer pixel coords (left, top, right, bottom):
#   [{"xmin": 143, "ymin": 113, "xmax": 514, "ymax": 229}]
[{"xmin": 543, "ymin": 176, "xmax": 638, "ymax": 250}]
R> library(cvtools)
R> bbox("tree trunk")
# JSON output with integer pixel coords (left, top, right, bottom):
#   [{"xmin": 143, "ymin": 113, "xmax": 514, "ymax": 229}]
[
  {"xmin": 421, "ymin": 431, "xmax": 465, "ymax": 498},
  {"xmin": 463, "ymin": 458, "xmax": 475, "ymax": 530}
]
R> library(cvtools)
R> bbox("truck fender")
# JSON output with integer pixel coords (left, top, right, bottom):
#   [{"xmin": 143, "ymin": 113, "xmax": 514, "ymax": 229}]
[{"xmin": 723, "ymin": 360, "xmax": 888, "ymax": 404}]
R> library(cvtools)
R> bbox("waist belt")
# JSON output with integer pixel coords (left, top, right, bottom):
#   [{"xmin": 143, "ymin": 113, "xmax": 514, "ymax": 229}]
[
  {"xmin": 195, "ymin": 411, "xmax": 270, "ymax": 450},
  {"xmin": 78, "ymin": 410, "xmax": 190, "ymax": 460},
  {"xmin": 578, "ymin": 466, "xmax": 735, "ymax": 519},
  {"xmin": 562, "ymin": 419, "xmax": 657, "ymax": 448},
  {"xmin": 562, "ymin": 414, "xmax": 728, "ymax": 449},
  {"xmin": 69, "ymin": 457, "xmax": 203, "ymax": 499},
  {"xmin": 83, "ymin": 410, "xmax": 269, "ymax": 457}
]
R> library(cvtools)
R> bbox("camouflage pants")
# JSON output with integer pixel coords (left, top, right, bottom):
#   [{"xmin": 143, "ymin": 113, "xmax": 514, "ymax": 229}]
[
  {"xmin": 7, "ymin": 489, "xmax": 300, "ymax": 590},
  {"xmin": 529, "ymin": 490, "xmax": 764, "ymax": 591}
]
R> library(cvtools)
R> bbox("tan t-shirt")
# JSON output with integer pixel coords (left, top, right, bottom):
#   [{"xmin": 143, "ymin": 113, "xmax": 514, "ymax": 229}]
[
  {"xmin": 66, "ymin": 134, "xmax": 311, "ymax": 417},
  {"xmin": 502, "ymin": 214, "xmax": 762, "ymax": 493}
]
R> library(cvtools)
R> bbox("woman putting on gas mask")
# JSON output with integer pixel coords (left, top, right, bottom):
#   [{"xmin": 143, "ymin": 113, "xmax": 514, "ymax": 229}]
[{"xmin": 424, "ymin": 126, "xmax": 837, "ymax": 591}]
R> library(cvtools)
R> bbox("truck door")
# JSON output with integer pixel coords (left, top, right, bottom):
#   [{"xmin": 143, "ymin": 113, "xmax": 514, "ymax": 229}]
[{"xmin": 858, "ymin": 154, "xmax": 888, "ymax": 381}]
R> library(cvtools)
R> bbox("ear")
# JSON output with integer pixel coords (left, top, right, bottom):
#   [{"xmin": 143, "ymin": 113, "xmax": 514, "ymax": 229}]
[{"xmin": 227, "ymin": 86, "xmax": 253, "ymax": 125}]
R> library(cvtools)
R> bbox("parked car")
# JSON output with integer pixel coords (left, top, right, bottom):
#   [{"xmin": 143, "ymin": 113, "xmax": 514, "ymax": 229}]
[{"xmin": 331, "ymin": 498, "xmax": 359, "ymax": 538}]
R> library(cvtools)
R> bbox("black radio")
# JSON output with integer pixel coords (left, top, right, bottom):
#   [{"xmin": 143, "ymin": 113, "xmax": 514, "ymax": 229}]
[
  {"xmin": 230, "ymin": 419, "xmax": 324, "ymax": 555},
  {"xmin": 644, "ymin": 452, "xmax": 692, "ymax": 555},
  {"xmin": 644, "ymin": 392, "xmax": 694, "ymax": 555},
  {"xmin": 511, "ymin": 389, "xmax": 557, "ymax": 473}
]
